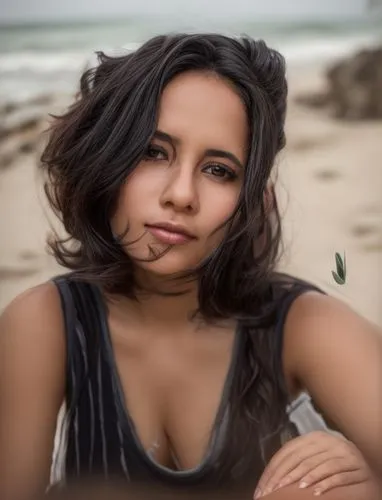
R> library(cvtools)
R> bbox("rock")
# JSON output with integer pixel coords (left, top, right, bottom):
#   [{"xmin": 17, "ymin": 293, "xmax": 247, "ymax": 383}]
[
  {"xmin": 18, "ymin": 250, "xmax": 39, "ymax": 261},
  {"xmin": 295, "ymin": 45, "xmax": 382, "ymax": 120},
  {"xmin": 0, "ymin": 93, "xmax": 73, "ymax": 142},
  {"xmin": 327, "ymin": 46, "xmax": 382, "ymax": 119},
  {"xmin": 19, "ymin": 141, "xmax": 37, "ymax": 154},
  {"xmin": 0, "ymin": 107, "xmax": 44, "ymax": 141},
  {"xmin": 294, "ymin": 92, "xmax": 329, "ymax": 109},
  {"xmin": 314, "ymin": 168, "xmax": 341, "ymax": 182},
  {"xmin": 0, "ymin": 93, "xmax": 72, "ymax": 171},
  {"xmin": 0, "ymin": 153, "xmax": 15, "ymax": 170},
  {"xmin": 0, "ymin": 102, "xmax": 18, "ymax": 115},
  {"xmin": 0, "ymin": 126, "xmax": 42, "ymax": 169},
  {"xmin": 0, "ymin": 265, "xmax": 39, "ymax": 279},
  {"xmin": 0, "ymin": 93, "xmax": 56, "ymax": 117}
]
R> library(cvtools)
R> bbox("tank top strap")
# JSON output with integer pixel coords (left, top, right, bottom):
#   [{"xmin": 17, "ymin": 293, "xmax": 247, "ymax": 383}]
[
  {"xmin": 273, "ymin": 278, "xmax": 325, "ymax": 361},
  {"xmin": 52, "ymin": 275, "xmax": 127, "ymax": 480},
  {"xmin": 53, "ymin": 275, "xmax": 100, "ymax": 403}
]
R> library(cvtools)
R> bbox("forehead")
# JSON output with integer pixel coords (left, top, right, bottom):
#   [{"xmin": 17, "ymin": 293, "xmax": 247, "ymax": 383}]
[{"xmin": 157, "ymin": 71, "xmax": 248, "ymax": 152}]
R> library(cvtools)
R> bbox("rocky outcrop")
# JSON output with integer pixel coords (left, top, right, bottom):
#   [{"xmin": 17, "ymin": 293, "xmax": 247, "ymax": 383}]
[
  {"xmin": 295, "ymin": 45, "xmax": 382, "ymax": 120},
  {"xmin": 0, "ymin": 94, "xmax": 71, "ymax": 170}
]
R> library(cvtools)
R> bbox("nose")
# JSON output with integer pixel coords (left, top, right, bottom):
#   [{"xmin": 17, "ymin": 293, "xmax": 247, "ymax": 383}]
[{"xmin": 159, "ymin": 164, "xmax": 199, "ymax": 214}]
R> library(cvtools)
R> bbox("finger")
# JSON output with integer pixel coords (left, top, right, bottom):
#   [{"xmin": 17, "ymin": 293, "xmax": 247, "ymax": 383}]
[
  {"xmin": 261, "ymin": 431, "xmax": 336, "ymax": 478},
  {"xmin": 256, "ymin": 450, "xmax": 329, "ymax": 497},
  {"xmin": 271, "ymin": 451, "xmax": 336, "ymax": 490},
  {"xmin": 309, "ymin": 470, "xmax": 369, "ymax": 496},
  {"xmin": 262, "ymin": 436, "xmax": 341, "ymax": 488},
  {"xmin": 299, "ymin": 458, "xmax": 364, "ymax": 489},
  {"xmin": 257, "ymin": 436, "xmax": 326, "ymax": 491}
]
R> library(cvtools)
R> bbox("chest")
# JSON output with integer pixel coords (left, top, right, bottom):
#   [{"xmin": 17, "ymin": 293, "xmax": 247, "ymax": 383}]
[{"xmin": 109, "ymin": 320, "xmax": 238, "ymax": 471}]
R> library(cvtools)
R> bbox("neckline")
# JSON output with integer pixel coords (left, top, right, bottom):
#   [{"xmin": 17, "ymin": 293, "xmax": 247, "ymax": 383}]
[{"xmin": 92, "ymin": 285, "xmax": 243, "ymax": 479}]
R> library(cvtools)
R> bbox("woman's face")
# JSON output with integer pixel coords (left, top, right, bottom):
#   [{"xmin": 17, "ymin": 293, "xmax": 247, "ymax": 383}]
[{"xmin": 111, "ymin": 70, "xmax": 249, "ymax": 277}]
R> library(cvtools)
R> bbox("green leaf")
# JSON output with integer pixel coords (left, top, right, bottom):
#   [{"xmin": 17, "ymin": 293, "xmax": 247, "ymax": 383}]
[
  {"xmin": 334, "ymin": 252, "xmax": 346, "ymax": 282},
  {"xmin": 335, "ymin": 253, "xmax": 343, "ymax": 275},
  {"xmin": 337, "ymin": 264, "xmax": 345, "ymax": 281},
  {"xmin": 332, "ymin": 271, "xmax": 345, "ymax": 285},
  {"xmin": 335, "ymin": 252, "xmax": 343, "ymax": 268}
]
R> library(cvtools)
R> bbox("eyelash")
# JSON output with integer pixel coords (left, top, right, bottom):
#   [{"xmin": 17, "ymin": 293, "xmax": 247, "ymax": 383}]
[
  {"xmin": 144, "ymin": 145, "xmax": 168, "ymax": 161},
  {"xmin": 143, "ymin": 144, "xmax": 238, "ymax": 182},
  {"xmin": 202, "ymin": 164, "xmax": 237, "ymax": 181}
]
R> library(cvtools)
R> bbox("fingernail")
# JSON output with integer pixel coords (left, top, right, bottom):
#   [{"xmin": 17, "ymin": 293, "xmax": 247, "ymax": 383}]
[
  {"xmin": 299, "ymin": 481, "xmax": 308, "ymax": 489},
  {"xmin": 314, "ymin": 489, "xmax": 322, "ymax": 496},
  {"xmin": 254, "ymin": 488, "xmax": 262, "ymax": 498}
]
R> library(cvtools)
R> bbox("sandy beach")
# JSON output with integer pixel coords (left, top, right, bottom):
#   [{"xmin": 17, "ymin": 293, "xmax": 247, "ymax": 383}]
[{"xmin": 0, "ymin": 62, "xmax": 381, "ymax": 325}]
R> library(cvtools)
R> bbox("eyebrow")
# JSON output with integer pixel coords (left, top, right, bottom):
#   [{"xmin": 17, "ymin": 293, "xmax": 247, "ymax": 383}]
[{"xmin": 153, "ymin": 130, "xmax": 244, "ymax": 169}]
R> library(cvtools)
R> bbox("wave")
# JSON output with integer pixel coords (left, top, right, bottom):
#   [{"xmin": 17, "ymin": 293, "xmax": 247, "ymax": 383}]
[
  {"xmin": 0, "ymin": 51, "xmax": 88, "ymax": 73},
  {"xmin": 0, "ymin": 45, "xmax": 141, "ymax": 73},
  {"xmin": 277, "ymin": 32, "xmax": 380, "ymax": 65}
]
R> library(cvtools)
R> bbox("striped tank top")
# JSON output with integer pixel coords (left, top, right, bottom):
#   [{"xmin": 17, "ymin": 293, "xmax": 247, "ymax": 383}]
[{"xmin": 50, "ymin": 275, "xmax": 330, "ymax": 493}]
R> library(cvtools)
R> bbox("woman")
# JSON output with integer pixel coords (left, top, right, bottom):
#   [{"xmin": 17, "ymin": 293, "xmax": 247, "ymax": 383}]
[{"xmin": 0, "ymin": 34, "xmax": 381, "ymax": 500}]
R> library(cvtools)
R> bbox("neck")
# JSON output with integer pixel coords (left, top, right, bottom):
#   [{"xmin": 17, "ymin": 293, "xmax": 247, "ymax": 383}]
[
  {"xmin": 135, "ymin": 288, "xmax": 200, "ymax": 326},
  {"xmin": 110, "ymin": 270, "xmax": 201, "ymax": 327}
]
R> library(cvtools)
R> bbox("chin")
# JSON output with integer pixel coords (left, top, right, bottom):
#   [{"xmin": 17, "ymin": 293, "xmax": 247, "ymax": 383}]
[{"xmin": 135, "ymin": 253, "xmax": 201, "ymax": 280}]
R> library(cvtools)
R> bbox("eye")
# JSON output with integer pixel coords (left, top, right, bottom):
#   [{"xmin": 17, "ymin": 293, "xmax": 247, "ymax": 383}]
[
  {"xmin": 203, "ymin": 163, "xmax": 237, "ymax": 181},
  {"xmin": 144, "ymin": 144, "xmax": 168, "ymax": 161}
]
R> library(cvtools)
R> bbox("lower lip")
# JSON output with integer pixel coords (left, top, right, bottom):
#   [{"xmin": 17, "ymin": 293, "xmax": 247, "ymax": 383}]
[{"xmin": 145, "ymin": 225, "xmax": 194, "ymax": 245}]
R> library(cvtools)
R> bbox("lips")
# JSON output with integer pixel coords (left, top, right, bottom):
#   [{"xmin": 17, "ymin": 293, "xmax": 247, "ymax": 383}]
[{"xmin": 145, "ymin": 222, "xmax": 196, "ymax": 245}]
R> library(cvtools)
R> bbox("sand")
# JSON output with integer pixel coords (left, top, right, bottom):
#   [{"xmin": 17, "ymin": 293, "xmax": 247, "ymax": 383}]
[{"xmin": 1, "ymin": 63, "xmax": 381, "ymax": 325}]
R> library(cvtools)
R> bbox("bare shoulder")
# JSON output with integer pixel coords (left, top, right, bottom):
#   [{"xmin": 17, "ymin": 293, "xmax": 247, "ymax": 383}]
[
  {"xmin": 1, "ymin": 280, "xmax": 62, "ymax": 317},
  {"xmin": 0, "ymin": 280, "xmax": 65, "ymax": 342},
  {"xmin": 283, "ymin": 291, "xmax": 381, "ymax": 384},
  {"xmin": 284, "ymin": 291, "xmax": 381, "ymax": 351},
  {"xmin": 0, "ymin": 280, "xmax": 66, "ymax": 391}
]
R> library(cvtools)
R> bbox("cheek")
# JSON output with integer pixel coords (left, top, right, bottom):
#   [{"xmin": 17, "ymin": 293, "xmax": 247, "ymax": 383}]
[
  {"xmin": 209, "ymin": 186, "xmax": 240, "ymax": 222},
  {"xmin": 111, "ymin": 170, "xmax": 154, "ymax": 230},
  {"xmin": 202, "ymin": 190, "xmax": 240, "ymax": 242}
]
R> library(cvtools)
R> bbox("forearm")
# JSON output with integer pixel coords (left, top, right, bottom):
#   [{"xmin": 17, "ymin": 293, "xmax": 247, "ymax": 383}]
[{"xmin": 261, "ymin": 477, "xmax": 382, "ymax": 500}]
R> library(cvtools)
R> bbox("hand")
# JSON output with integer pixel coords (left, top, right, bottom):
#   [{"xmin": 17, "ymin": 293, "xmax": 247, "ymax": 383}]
[{"xmin": 254, "ymin": 431, "xmax": 373, "ymax": 498}]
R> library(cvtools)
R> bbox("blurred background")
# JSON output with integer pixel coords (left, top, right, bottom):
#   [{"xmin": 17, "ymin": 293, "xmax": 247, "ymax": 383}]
[{"xmin": 0, "ymin": 0, "xmax": 381, "ymax": 324}]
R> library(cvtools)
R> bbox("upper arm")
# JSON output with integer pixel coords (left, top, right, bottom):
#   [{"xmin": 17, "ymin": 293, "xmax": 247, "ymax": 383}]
[
  {"xmin": 0, "ymin": 283, "xmax": 66, "ymax": 500},
  {"xmin": 283, "ymin": 292, "xmax": 382, "ymax": 475}
]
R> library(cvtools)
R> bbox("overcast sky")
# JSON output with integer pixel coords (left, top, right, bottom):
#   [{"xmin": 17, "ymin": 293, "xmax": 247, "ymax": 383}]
[{"xmin": 0, "ymin": 0, "xmax": 370, "ymax": 24}]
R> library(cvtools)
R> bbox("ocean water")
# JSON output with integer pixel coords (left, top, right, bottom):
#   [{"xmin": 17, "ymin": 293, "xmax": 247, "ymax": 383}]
[{"xmin": 0, "ymin": 16, "xmax": 381, "ymax": 102}]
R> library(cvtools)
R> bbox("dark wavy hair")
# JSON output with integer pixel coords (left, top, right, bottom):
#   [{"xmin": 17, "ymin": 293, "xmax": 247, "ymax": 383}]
[{"xmin": 41, "ymin": 33, "xmax": 296, "ymax": 487}]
